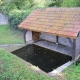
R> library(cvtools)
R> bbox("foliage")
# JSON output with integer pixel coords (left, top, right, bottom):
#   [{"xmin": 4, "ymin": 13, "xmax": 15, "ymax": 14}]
[
  {"xmin": 32, "ymin": 0, "xmax": 62, "ymax": 7},
  {"xmin": 2, "ymin": 0, "xmax": 30, "ymax": 9},
  {"xmin": 0, "ymin": 49, "xmax": 54, "ymax": 80},
  {"xmin": 32, "ymin": 0, "xmax": 46, "ymax": 7},
  {"xmin": 1, "ymin": 0, "xmax": 62, "ymax": 14},
  {"xmin": 0, "ymin": 25, "xmax": 24, "ymax": 44},
  {"xmin": 1, "ymin": 0, "xmax": 32, "ymax": 14},
  {"xmin": 1, "ymin": 0, "xmax": 80, "ymax": 29},
  {"xmin": 0, "ymin": 0, "xmax": 63, "ymax": 29},
  {"xmin": 1, "ymin": 0, "xmax": 17, "ymax": 15},
  {"xmin": 1, "ymin": 0, "xmax": 33, "ymax": 29},
  {"xmin": 48, "ymin": 0, "xmax": 62, "ymax": 7},
  {"xmin": 8, "ymin": 10, "xmax": 31, "ymax": 29},
  {"xmin": 61, "ymin": 0, "xmax": 80, "ymax": 7},
  {"xmin": 0, "ymin": 0, "xmax": 2, "ymax": 5}
]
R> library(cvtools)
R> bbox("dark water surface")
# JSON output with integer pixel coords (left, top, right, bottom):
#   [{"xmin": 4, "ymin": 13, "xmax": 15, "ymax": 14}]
[{"xmin": 12, "ymin": 44, "xmax": 72, "ymax": 72}]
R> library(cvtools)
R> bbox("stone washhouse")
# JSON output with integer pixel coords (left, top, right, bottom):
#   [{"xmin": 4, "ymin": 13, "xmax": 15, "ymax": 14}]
[{"xmin": 18, "ymin": 8, "xmax": 80, "ymax": 60}]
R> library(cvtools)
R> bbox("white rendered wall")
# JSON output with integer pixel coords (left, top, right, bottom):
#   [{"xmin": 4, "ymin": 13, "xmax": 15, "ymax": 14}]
[
  {"xmin": 25, "ymin": 30, "xmax": 33, "ymax": 43},
  {"xmin": 40, "ymin": 32, "xmax": 73, "ymax": 47},
  {"xmin": 40, "ymin": 32, "xmax": 56, "ymax": 42},
  {"xmin": 58, "ymin": 36, "xmax": 73, "ymax": 47}
]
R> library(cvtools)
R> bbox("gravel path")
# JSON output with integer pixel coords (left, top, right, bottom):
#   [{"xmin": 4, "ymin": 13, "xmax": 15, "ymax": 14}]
[{"xmin": 0, "ymin": 13, "xmax": 8, "ymax": 25}]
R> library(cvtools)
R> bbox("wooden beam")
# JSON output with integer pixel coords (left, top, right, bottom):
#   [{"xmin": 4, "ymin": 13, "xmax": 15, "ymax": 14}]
[
  {"xmin": 56, "ymin": 36, "xmax": 58, "ymax": 44},
  {"xmin": 72, "ymin": 39, "xmax": 76, "ymax": 60},
  {"xmin": 23, "ymin": 29, "xmax": 27, "ymax": 43}
]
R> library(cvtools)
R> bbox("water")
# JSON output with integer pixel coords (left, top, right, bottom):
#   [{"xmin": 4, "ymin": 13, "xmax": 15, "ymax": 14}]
[{"xmin": 12, "ymin": 44, "xmax": 72, "ymax": 73}]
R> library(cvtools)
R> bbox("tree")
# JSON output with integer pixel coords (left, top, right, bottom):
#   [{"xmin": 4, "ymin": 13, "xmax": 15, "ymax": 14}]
[
  {"xmin": 32, "ymin": 0, "xmax": 62, "ymax": 8},
  {"xmin": 49, "ymin": 0, "xmax": 63, "ymax": 7},
  {"xmin": 0, "ymin": 0, "xmax": 2, "ymax": 5},
  {"xmin": 2, "ymin": 0, "xmax": 31, "ymax": 9},
  {"xmin": 61, "ymin": 0, "xmax": 80, "ymax": 7}
]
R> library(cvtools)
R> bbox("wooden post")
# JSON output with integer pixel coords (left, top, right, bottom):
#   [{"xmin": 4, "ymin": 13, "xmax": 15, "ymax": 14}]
[
  {"xmin": 23, "ymin": 29, "xmax": 27, "ymax": 43},
  {"xmin": 56, "ymin": 36, "xmax": 58, "ymax": 44},
  {"xmin": 72, "ymin": 39, "xmax": 76, "ymax": 60}
]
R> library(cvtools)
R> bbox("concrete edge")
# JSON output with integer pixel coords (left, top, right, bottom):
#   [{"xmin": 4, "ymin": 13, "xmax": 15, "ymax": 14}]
[
  {"xmin": 0, "ymin": 44, "xmax": 25, "ymax": 47},
  {"xmin": 48, "ymin": 60, "xmax": 74, "ymax": 76}
]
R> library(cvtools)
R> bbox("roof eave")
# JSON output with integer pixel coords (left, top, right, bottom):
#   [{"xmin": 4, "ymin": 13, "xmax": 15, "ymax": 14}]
[{"xmin": 18, "ymin": 26, "xmax": 77, "ymax": 39}]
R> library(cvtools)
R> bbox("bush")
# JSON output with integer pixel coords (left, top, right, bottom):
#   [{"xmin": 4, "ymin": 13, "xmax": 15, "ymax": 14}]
[
  {"xmin": 8, "ymin": 9, "xmax": 32, "ymax": 29},
  {"xmin": 0, "ymin": 6, "xmax": 2, "ymax": 12},
  {"xmin": 1, "ymin": 0, "xmax": 32, "ymax": 15},
  {"xmin": 61, "ymin": 0, "xmax": 80, "ymax": 7},
  {"xmin": 1, "ymin": 0, "xmax": 17, "ymax": 15},
  {"xmin": 0, "ymin": 0, "xmax": 2, "ymax": 5},
  {"xmin": 0, "ymin": 0, "xmax": 33, "ymax": 30}
]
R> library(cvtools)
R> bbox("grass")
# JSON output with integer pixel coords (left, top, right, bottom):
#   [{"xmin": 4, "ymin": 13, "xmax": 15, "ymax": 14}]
[
  {"xmin": 63, "ymin": 63, "xmax": 80, "ymax": 80},
  {"xmin": 0, "ymin": 25, "xmax": 24, "ymax": 44},
  {"xmin": 55, "ymin": 62, "xmax": 80, "ymax": 80},
  {"xmin": 0, "ymin": 49, "xmax": 54, "ymax": 80}
]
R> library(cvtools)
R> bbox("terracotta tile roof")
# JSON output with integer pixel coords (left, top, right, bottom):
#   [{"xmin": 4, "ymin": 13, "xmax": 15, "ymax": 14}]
[{"xmin": 18, "ymin": 8, "xmax": 80, "ymax": 39}]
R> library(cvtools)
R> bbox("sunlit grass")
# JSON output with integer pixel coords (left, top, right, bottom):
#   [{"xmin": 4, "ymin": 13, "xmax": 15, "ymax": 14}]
[
  {"xmin": 64, "ymin": 63, "xmax": 80, "ymax": 80},
  {"xmin": 0, "ymin": 25, "xmax": 24, "ymax": 44}
]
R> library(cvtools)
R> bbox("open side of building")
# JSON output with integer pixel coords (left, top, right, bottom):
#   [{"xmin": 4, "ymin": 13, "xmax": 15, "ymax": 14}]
[{"xmin": 18, "ymin": 8, "xmax": 80, "ymax": 60}]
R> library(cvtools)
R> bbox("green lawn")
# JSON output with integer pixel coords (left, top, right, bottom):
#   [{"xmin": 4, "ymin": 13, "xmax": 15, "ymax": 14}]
[
  {"xmin": 0, "ymin": 25, "xmax": 24, "ymax": 44},
  {"xmin": 63, "ymin": 63, "xmax": 80, "ymax": 80},
  {"xmin": 55, "ymin": 62, "xmax": 80, "ymax": 80},
  {"xmin": 0, "ymin": 49, "xmax": 54, "ymax": 80}
]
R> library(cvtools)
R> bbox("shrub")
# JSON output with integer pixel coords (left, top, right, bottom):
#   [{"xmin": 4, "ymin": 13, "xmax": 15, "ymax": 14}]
[
  {"xmin": 1, "ymin": 0, "xmax": 33, "ymax": 15},
  {"xmin": 8, "ymin": 9, "xmax": 32, "ymax": 29},
  {"xmin": 1, "ymin": 0, "xmax": 17, "ymax": 15},
  {"xmin": 0, "ymin": 6, "xmax": 2, "ymax": 12},
  {"xmin": 61, "ymin": 0, "xmax": 80, "ymax": 7},
  {"xmin": 0, "ymin": 0, "xmax": 2, "ymax": 5}
]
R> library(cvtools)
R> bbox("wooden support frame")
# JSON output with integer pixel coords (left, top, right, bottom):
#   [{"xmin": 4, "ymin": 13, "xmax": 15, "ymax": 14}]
[
  {"xmin": 72, "ymin": 39, "xmax": 76, "ymax": 60},
  {"xmin": 23, "ymin": 29, "xmax": 27, "ymax": 43},
  {"xmin": 56, "ymin": 36, "xmax": 58, "ymax": 44}
]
